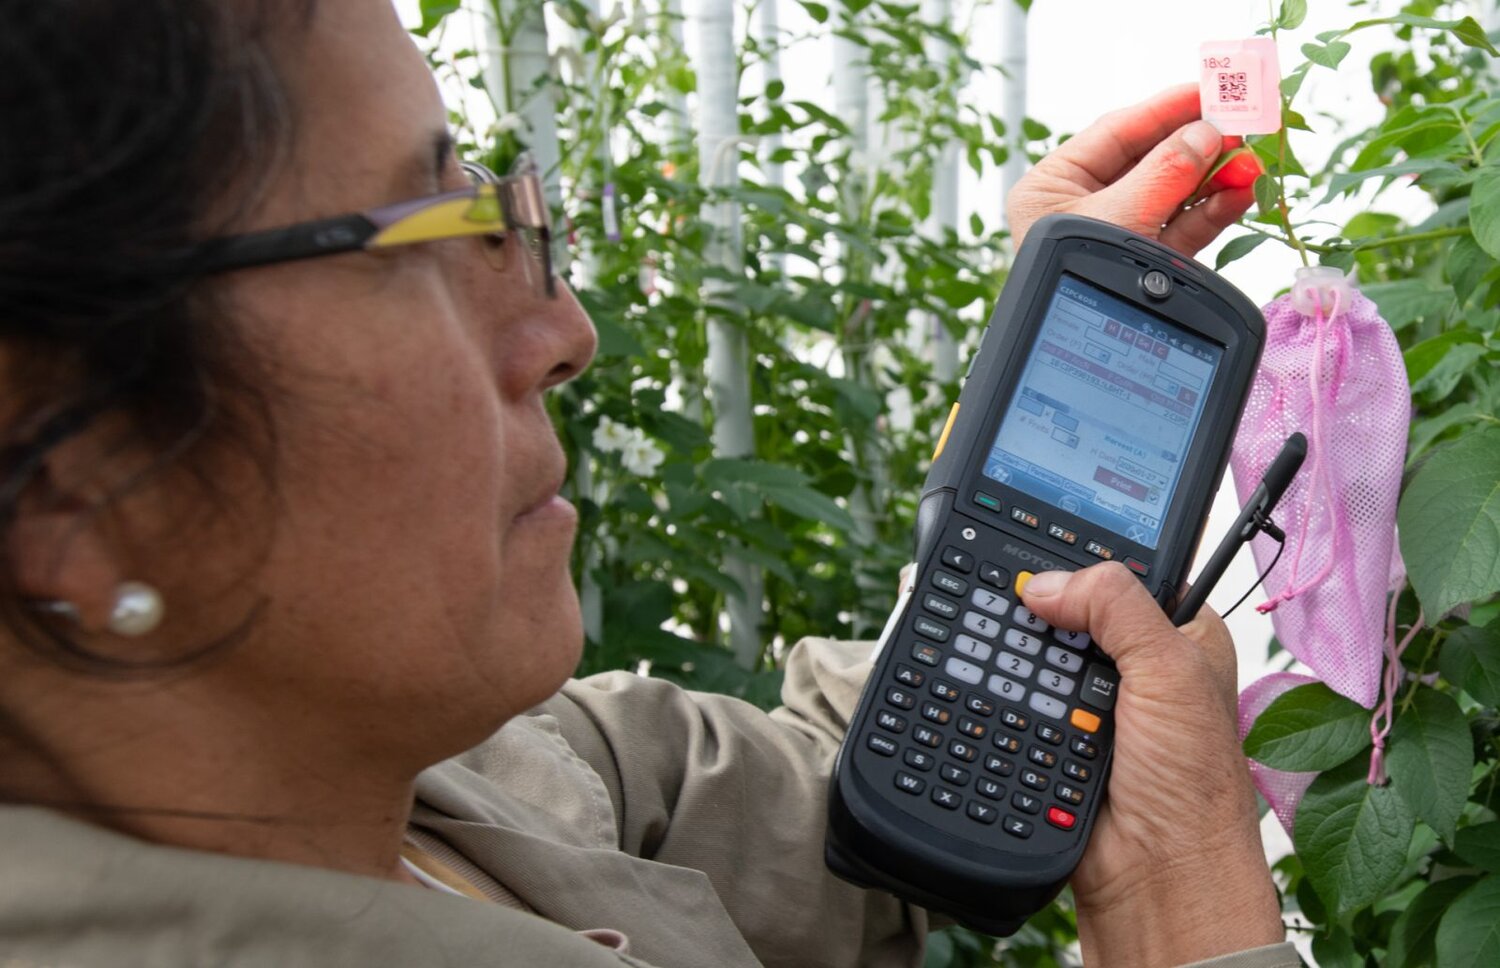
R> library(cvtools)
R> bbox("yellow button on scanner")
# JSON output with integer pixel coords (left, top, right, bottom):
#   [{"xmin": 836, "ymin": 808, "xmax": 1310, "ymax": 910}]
[
  {"xmin": 931, "ymin": 402, "xmax": 960, "ymax": 462},
  {"xmin": 1070, "ymin": 708, "xmax": 1102, "ymax": 734},
  {"xmin": 1015, "ymin": 570, "xmax": 1033, "ymax": 599}
]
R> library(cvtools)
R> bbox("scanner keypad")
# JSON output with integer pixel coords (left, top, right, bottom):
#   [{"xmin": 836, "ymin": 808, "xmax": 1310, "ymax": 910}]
[{"xmin": 861, "ymin": 521, "xmax": 1121, "ymax": 850}]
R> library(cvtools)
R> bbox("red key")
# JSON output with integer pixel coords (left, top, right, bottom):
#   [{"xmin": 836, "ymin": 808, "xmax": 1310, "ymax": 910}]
[{"xmin": 1046, "ymin": 806, "xmax": 1076, "ymax": 830}]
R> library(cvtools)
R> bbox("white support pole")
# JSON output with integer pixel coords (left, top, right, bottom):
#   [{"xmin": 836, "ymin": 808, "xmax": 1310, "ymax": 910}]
[
  {"xmin": 832, "ymin": 6, "xmax": 890, "ymax": 636},
  {"xmin": 485, "ymin": 0, "xmax": 565, "ymax": 212},
  {"xmin": 570, "ymin": 0, "xmax": 609, "ymax": 287},
  {"xmin": 663, "ymin": 0, "xmax": 691, "ymax": 155},
  {"xmin": 924, "ymin": 0, "xmax": 959, "ymax": 385},
  {"xmin": 999, "ymin": 0, "xmax": 1029, "ymax": 228},
  {"xmin": 695, "ymin": 0, "xmax": 764, "ymax": 667},
  {"xmin": 755, "ymin": 0, "xmax": 785, "ymax": 193}
]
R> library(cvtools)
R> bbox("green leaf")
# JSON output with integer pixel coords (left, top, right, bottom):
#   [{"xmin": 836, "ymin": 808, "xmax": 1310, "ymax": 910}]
[
  {"xmin": 414, "ymin": 0, "xmax": 461, "ymax": 36},
  {"xmin": 761, "ymin": 481, "xmax": 855, "ymax": 531},
  {"xmin": 1406, "ymin": 331, "xmax": 1486, "ymax": 402},
  {"xmin": 1456, "ymin": 822, "xmax": 1500, "ymax": 871},
  {"xmin": 1253, "ymin": 173, "xmax": 1280, "ymax": 216},
  {"xmin": 1294, "ymin": 755, "xmax": 1415, "ymax": 914},
  {"xmin": 1303, "ymin": 40, "xmax": 1353, "ymax": 69},
  {"xmin": 1440, "ymin": 621, "xmax": 1500, "ymax": 707},
  {"xmin": 1311, "ymin": 928, "xmax": 1358, "ymax": 968},
  {"xmin": 1321, "ymin": 158, "xmax": 1454, "ymax": 204},
  {"xmin": 1277, "ymin": 0, "xmax": 1307, "ymax": 31},
  {"xmin": 1436, "ymin": 876, "xmax": 1500, "ymax": 967},
  {"xmin": 1469, "ymin": 167, "xmax": 1500, "ymax": 260},
  {"xmin": 1385, "ymin": 686, "xmax": 1473, "ymax": 841},
  {"xmin": 1281, "ymin": 65, "xmax": 1310, "ymax": 100},
  {"xmin": 1398, "ymin": 428, "xmax": 1500, "ymax": 619},
  {"xmin": 1021, "ymin": 118, "xmax": 1051, "ymax": 141},
  {"xmin": 1215, "ymin": 233, "xmax": 1269, "ymax": 270},
  {"xmin": 1351, "ymin": 15, "xmax": 1499, "ymax": 57},
  {"xmin": 1362, "ymin": 280, "xmax": 1453, "ymax": 331},
  {"xmin": 798, "ymin": 0, "xmax": 830, "ymax": 23},
  {"xmin": 1388, "ymin": 876, "xmax": 1480, "ymax": 968},
  {"xmin": 1448, "ymin": 235, "xmax": 1495, "ymax": 304},
  {"xmin": 701, "ymin": 458, "xmax": 806, "ymax": 490},
  {"xmin": 1451, "ymin": 14, "xmax": 1500, "ymax": 56},
  {"xmin": 591, "ymin": 315, "xmax": 646, "ymax": 358},
  {"xmin": 1244, "ymin": 683, "xmax": 1373, "ymax": 771}
]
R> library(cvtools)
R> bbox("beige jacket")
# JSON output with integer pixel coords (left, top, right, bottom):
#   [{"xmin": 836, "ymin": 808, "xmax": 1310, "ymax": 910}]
[{"xmin": 0, "ymin": 638, "xmax": 1298, "ymax": 967}]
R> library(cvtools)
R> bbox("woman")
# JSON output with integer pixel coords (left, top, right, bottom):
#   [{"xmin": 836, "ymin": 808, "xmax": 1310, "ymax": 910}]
[{"xmin": 0, "ymin": 1, "xmax": 1294, "ymax": 965}]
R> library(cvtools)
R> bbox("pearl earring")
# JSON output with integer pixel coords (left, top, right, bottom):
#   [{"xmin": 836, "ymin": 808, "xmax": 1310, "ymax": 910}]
[{"xmin": 106, "ymin": 581, "xmax": 164, "ymax": 637}]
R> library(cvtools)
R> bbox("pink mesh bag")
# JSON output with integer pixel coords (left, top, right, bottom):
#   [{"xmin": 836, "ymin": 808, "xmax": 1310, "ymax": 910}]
[
  {"xmin": 1237, "ymin": 672, "xmax": 1321, "ymax": 832},
  {"xmin": 1232, "ymin": 267, "xmax": 1412, "ymax": 831},
  {"xmin": 1230, "ymin": 267, "xmax": 1410, "ymax": 709}
]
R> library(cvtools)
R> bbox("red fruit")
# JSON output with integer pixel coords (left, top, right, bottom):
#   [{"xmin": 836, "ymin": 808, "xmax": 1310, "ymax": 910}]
[{"xmin": 1207, "ymin": 147, "xmax": 1262, "ymax": 191}]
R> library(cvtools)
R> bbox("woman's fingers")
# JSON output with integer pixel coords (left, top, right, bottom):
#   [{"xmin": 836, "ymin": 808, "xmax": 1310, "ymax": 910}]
[{"xmin": 1159, "ymin": 186, "xmax": 1257, "ymax": 258}]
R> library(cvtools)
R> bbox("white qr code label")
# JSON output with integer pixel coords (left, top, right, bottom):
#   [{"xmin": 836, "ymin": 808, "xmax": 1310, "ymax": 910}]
[
  {"xmin": 1199, "ymin": 38, "xmax": 1280, "ymax": 136},
  {"xmin": 1217, "ymin": 71, "xmax": 1249, "ymax": 102}
]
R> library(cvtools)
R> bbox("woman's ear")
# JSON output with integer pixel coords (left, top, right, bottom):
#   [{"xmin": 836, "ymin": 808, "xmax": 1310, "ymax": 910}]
[{"xmin": 7, "ymin": 463, "xmax": 127, "ymax": 632}]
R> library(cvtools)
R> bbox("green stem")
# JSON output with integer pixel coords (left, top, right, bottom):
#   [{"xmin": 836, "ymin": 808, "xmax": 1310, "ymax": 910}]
[
  {"xmin": 1451, "ymin": 105, "xmax": 1485, "ymax": 168},
  {"xmin": 1246, "ymin": 224, "xmax": 1469, "ymax": 256},
  {"xmin": 1268, "ymin": 20, "xmax": 1312, "ymax": 268}
]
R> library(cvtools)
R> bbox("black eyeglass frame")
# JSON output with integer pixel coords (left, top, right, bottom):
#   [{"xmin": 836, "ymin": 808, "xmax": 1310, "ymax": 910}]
[{"xmin": 188, "ymin": 155, "xmax": 555, "ymax": 298}]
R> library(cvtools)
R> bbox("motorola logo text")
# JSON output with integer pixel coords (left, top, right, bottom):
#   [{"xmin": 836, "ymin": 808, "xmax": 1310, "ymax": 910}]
[{"xmin": 1003, "ymin": 544, "xmax": 1059, "ymax": 572}]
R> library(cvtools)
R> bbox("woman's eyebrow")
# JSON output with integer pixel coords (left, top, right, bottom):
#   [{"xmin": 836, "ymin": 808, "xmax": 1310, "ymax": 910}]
[
  {"xmin": 430, "ymin": 130, "xmax": 456, "ymax": 179},
  {"xmin": 390, "ymin": 130, "xmax": 456, "ymax": 199}
]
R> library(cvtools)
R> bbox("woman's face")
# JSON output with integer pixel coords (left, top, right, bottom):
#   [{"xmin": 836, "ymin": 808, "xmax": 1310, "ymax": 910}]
[{"xmin": 195, "ymin": 0, "xmax": 595, "ymax": 758}]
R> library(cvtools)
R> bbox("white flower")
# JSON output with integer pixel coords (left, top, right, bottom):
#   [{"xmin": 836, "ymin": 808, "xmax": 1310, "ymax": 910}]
[
  {"xmin": 592, "ymin": 416, "xmax": 633, "ymax": 453},
  {"xmin": 620, "ymin": 436, "xmax": 666, "ymax": 477},
  {"xmin": 492, "ymin": 112, "xmax": 525, "ymax": 136}
]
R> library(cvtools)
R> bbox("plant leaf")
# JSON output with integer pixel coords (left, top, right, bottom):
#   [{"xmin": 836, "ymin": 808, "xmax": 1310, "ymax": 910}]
[
  {"xmin": 759, "ymin": 481, "xmax": 856, "ymax": 531},
  {"xmin": 1436, "ymin": 876, "xmax": 1500, "ymax": 967},
  {"xmin": 1215, "ymin": 233, "xmax": 1269, "ymax": 270},
  {"xmin": 1455, "ymin": 822, "xmax": 1500, "ymax": 872},
  {"xmin": 1253, "ymin": 173, "xmax": 1281, "ymax": 216},
  {"xmin": 414, "ymin": 0, "xmax": 461, "ymax": 36},
  {"xmin": 1278, "ymin": 0, "xmax": 1307, "ymax": 31},
  {"xmin": 1385, "ymin": 685, "xmax": 1473, "ymax": 841},
  {"xmin": 1388, "ymin": 875, "xmax": 1480, "ymax": 968},
  {"xmin": 1447, "ymin": 235, "xmax": 1495, "ymax": 304},
  {"xmin": 1321, "ymin": 158, "xmax": 1454, "ymax": 204},
  {"xmin": 1398, "ymin": 428, "xmax": 1500, "ymax": 619},
  {"xmin": 1439, "ymin": 620, "xmax": 1500, "ymax": 707},
  {"xmin": 1243, "ymin": 683, "xmax": 1372, "ymax": 772},
  {"xmin": 1303, "ymin": 40, "xmax": 1352, "ymax": 69},
  {"xmin": 1405, "ymin": 330, "xmax": 1486, "ymax": 401},
  {"xmin": 1361, "ymin": 280, "xmax": 1453, "ymax": 332},
  {"xmin": 1295, "ymin": 755, "xmax": 1416, "ymax": 914},
  {"xmin": 1469, "ymin": 166, "xmax": 1500, "ymax": 260}
]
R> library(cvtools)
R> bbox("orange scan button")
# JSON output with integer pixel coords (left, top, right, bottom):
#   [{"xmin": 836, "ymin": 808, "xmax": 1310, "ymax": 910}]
[
  {"xmin": 1070, "ymin": 708, "xmax": 1101, "ymax": 733},
  {"xmin": 1014, "ymin": 571, "xmax": 1034, "ymax": 599}
]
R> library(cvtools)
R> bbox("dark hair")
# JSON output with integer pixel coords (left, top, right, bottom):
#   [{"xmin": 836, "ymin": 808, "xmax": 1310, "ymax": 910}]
[{"xmin": 0, "ymin": 0, "xmax": 305, "ymax": 669}]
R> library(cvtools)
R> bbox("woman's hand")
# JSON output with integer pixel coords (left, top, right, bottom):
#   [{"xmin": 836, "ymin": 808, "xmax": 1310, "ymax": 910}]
[
  {"xmin": 1021, "ymin": 564, "xmax": 1284, "ymax": 967},
  {"xmin": 1007, "ymin": 84, "xmax": 1255, "ymax": 257}
]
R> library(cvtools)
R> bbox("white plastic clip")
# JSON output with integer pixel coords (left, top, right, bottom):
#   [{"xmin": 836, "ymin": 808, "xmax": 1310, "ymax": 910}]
[{"xmin": 1291, "ymin": 265, "xmax": 1357, "ymax": 317}]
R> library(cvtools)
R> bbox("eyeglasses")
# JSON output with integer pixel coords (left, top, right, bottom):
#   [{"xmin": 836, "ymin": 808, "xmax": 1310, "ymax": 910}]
[{"xmin": 190, "ymin": 154, "xmax": 556, "ymax": 298}]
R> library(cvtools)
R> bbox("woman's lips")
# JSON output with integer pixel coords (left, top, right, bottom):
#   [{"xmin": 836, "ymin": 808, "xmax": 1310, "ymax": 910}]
[{"xmin": 515, "ymin": 492, "xmax": 576, "ymax": 523}]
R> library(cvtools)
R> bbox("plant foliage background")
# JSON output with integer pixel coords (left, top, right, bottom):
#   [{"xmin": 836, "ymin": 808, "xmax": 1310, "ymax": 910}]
[{"xmin": 412, "ymin": 0, "xmax": 1500, "ymax": 964}]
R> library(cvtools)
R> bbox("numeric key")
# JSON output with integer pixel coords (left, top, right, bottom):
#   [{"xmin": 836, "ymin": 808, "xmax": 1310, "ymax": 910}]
[
  {"xmin": 1012, "ymin": 605, "xmax": 1048, "ymax": 632},
  {"xmin": 970, "ymin": 588, "xmax": 1010, "ymax": 617}
]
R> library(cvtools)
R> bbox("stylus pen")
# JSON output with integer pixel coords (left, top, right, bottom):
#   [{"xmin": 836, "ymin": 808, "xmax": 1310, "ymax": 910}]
[{"xmin": 1171, "ymin": 432, "xmax": 1308, "ymax": 626}]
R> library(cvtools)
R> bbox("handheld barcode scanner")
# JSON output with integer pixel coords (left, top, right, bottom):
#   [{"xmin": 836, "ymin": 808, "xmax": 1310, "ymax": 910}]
[{"xmin": 826, "ymin": 214, "xmax": 1266, "ymax": 934}]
